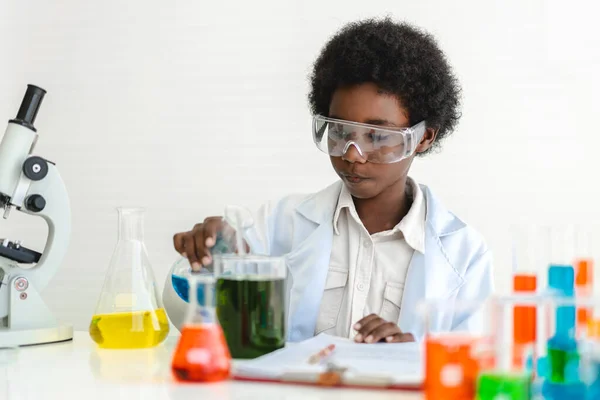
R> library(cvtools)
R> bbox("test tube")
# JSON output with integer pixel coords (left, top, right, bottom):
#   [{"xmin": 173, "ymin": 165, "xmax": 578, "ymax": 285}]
[
  {"xmin": 545, "ymin": 225, "xmax": 576, "ymax": 338},
  {"xmin": 511, "ymin": 225, "xmax": 540, "ymax": 368},
  {"xmin": 545, "ymin": 224, "xmax": 575, "ymax": 276},
  {"xmin": 574, "ymin": 226, "xmax": 594, "ymax": 337},
  {"xmin": 422, "ymin": 300, "xmax": 494, "ymax": 399},
  {"xmin": 580, "ymin": 297, "xmax": 600, "ymax": 399},
  {"xmin": 539, "ymin": 296, "xmax": 588, "ymax": 399},
  {"xmin": 476, "ymin": 295, "xmax": 534, "ymax": 400},
  {"xmin": 511, "ymin": 224, "xmax": 542, "ymax": 290}
]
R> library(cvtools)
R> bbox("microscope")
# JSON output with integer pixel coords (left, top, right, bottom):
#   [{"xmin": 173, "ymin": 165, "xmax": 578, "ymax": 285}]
[{"xmin": 0, "ymin": 84, "xmax": 73, "ymax": 346}]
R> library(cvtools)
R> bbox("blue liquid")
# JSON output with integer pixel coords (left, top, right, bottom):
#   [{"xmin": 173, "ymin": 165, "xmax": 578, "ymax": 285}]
[
  {"xmin": 172, "ymin": 275, "xmax": 206, "ymax": 304},
  {"xmin": 170, "ymin": 231, "xmax": 233, "ymax": 303},
  {"xmin": 588, "ymin": 360, "xmax": 600, "ymax": 400},
  {"xmin": 542, "ymin": 381, "xmax": 586, "ymax": 400}
]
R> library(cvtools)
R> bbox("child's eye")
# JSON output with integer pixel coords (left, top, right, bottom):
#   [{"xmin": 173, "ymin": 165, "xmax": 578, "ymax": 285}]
[
  {"xmin": 367, "ymin": 132, "xmax": 389, "ymax": 142},
  {"xmin": 329, "ymin": 124, "xmax": 346, "ymax": 139}
]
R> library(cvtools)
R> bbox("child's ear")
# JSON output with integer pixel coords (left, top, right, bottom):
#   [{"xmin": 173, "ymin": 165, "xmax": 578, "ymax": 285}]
[{"xmin": 415, "ymin": 127, "xmax": 438, "ymax": 153}]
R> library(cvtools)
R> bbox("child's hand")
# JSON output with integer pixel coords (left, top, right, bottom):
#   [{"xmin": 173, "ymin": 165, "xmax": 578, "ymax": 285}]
[
  {"xmin": 173, "ymin": 216, "xmax": 224, "ymax": 271},
  {"xmin": 353, "ymin": 314, "xmax": 415, "ymax": 343}
]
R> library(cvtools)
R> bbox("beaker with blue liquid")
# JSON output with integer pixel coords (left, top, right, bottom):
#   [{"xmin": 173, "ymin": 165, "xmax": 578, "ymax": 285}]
[
  {"xmin": 169, "ymin": 206, "xmax": 257, "ymax": 304},
  {"xmin": 170, "ymin": 231, "xmax": 231, "ymax": 303}
]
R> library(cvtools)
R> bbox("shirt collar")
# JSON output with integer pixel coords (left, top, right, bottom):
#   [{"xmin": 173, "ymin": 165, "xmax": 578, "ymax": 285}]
[
  {"xmin": 332, "ymin": 183, "xmax": 355, "ymax": 236},
  {"xmin": 398, "ymin": 177, "xmax": 426, "ymax": 253},
  {"xmin": 332, "ymin": 176, "xmax": 426, "ymax": 253}
]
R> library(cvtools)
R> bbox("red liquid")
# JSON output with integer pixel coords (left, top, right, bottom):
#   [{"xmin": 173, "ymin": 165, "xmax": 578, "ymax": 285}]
[
  {"xmin": 513, "ymin": 274, "xmax": 537, "ymax": 367},
  {"xmin": 425, "ymin": 335, "xmax": 493, "ymax": 400},
  {"xmin": 575, "ymin": 258, "xmax": 593, "ymax": 336},
  {"xmin": 171, "ymin": 324, "xmax": 231, "ymax": 382}
]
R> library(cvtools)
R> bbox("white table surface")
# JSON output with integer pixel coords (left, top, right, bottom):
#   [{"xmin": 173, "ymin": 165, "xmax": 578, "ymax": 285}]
[{"xmin": 0, "ymin": 331, "xmax": 424, "ymax": 400}]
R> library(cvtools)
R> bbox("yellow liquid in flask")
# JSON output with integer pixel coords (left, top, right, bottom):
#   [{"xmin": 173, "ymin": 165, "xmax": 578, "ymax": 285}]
[{"xmin": 89, "ymin": 308, "xmax": 170, "ymax": 349}]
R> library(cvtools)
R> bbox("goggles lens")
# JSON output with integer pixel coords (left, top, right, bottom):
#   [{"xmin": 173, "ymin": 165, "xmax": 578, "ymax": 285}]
[{"xmin": 312, "ymin": 115, "xmax": 426, "ymax": 164}]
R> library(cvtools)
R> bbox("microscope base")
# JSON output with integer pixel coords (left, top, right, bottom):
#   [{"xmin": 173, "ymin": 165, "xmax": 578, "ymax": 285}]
[{"xmin": 0, "ymin": 323, "xmax": 73, "ymax": 347}]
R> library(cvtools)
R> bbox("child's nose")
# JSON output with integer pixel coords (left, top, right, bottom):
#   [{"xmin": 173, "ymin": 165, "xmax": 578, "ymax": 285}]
[{"xmin": 342, "ymin": 141, "xmax": 367, "ymax": 164}]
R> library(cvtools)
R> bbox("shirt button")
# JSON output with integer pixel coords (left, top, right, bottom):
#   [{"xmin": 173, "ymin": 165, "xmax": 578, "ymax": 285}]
[
  {"xmin": 357, "ymin": 283, "xmax": 365, "ymax": 291},
  {"xmin": 363, "ymin": 240, "xmax": 371, "ymax": 249}
]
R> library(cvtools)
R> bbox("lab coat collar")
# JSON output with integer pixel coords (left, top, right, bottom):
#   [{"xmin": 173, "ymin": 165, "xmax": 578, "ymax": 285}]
[
  {"xmin": 295, "ymin": 181, "xmax": 341, "ymax": 224},
  {"xmin": 420, "ymin": 184, "xmax": 466, "ymax": 237},
  {"xmin": 295, "ymin": 180, "xmax": 467, "ymax": 238}
]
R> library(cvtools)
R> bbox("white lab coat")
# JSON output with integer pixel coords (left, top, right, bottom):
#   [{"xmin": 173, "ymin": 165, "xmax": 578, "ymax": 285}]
[{"xmin": 163, "ymin": 180, "xmax": 494, "ymax": 342}]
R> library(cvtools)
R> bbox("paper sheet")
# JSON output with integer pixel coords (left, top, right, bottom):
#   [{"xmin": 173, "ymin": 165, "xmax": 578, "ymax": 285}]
[{"xmin": 233, "ymin": 333, "xmax": 423, "ymax": 384}]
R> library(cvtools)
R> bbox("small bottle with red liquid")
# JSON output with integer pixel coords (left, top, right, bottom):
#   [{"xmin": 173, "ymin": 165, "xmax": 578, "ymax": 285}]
[{"xmin": 171, "ymin": 274, "xmax": 231, "ymax": 382}]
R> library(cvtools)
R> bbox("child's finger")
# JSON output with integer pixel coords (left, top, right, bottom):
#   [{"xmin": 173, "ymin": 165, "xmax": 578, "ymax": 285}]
[
  {"xmin": 173, "ymin": 232, "xmax": 186, "ymax": 254},
  {"xmin": 202, "ymin": 217, "xmax": 223, "ymax": 246},
  {"xmin": 363, "ymin": 322, "xmax": 401, "ymax": 343},
  {"xmin": 183, "ymin": 235, "xmax": 201, "ymax": 270},
  {"xmin": 397, "ymin": 333, "xmax": 415, "ymax": 342},
  {"xmin": 353, "ymin": 313, "xmax": 379, "ymax": 331},
  {"xmin": 385, "ymin": 332, "xmax": 416, "ymax": 343},
  {"xmin": 355, "ymin": 317, "xmax": 385, "ymax": 342}
]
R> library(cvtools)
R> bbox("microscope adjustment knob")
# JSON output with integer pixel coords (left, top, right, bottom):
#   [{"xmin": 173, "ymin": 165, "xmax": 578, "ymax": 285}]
[
  {"xmin": 22, "ymin": 156, "xmax": 49, "ymax": 181},
  {"xmin": 25, "ymin": 194, "xmax": 46, "ymax": 212}
]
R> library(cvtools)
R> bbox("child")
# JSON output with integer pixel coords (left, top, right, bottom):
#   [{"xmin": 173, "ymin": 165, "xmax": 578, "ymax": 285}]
[{"xmin": 164, "ymin": 17, "xmax": 493, "ymax": 343}]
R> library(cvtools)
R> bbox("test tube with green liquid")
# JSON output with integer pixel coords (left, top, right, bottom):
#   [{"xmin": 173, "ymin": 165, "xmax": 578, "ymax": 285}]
[{"xmin": 476, "ymin": 295, "xmax": 533, "ymax": 400}]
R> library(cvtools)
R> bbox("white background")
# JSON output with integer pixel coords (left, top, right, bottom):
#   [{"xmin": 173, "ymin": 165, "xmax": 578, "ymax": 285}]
[{"xmin": 1, "ymin": 0, "xmax": 599, "ymax": 331}]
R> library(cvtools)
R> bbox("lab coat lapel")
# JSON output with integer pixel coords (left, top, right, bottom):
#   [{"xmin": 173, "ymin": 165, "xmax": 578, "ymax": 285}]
[
  {"xmin": 398, "ymin": 185, "xmax": 466, "ymax": 340},
  {"xmin": 284, "ymin": 182, "xmax": 341, "ymax": 342}
]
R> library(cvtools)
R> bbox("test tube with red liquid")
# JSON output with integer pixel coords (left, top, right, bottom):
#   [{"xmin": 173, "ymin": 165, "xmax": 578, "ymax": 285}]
[
  {"xmin": 510, "ymin": 224, "xmax": 540, "ymax": 368},
  {"xmin": 575, "ymin": 226, "xmax": 594, "ymax": 337},
  {"xmin": 171, "ymin": 274, "xmax": 231, "ymax": 382}
]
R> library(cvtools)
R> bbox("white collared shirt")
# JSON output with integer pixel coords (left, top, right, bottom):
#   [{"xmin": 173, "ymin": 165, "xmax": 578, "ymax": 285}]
[{"xmin": 314, "ymin": 177, "xmax": 427, "ymax": 339}]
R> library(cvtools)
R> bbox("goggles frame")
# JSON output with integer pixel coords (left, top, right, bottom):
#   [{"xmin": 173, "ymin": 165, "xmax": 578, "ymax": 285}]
[{"xmin": 312, "ymin": 115, "xmax": 427, "ymax": 164}]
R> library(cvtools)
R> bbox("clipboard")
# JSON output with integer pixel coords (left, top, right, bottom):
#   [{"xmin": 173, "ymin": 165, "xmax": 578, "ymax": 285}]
[
  {"xmin": 233, "ymin": 364, "xmax": 423, "ymax": 391},
  {"xmin": 230, "ymin": 334, "xmax": 424, "ymax": 391}
]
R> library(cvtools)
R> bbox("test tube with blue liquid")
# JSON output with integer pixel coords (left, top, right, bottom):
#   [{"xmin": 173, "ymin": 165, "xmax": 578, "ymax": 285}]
[
  {"xmin": 538, "ymin": 225, "xmax": 587, "ymax": 399},
  {"xmin": 537, "ymin": 296, "xmax": 600, "ymax": 400}
]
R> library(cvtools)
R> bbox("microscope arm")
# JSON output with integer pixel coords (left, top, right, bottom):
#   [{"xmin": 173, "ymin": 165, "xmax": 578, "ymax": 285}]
[{"xmin": 17, "ymin": 162, "xmax": 71, "ymax": 291}]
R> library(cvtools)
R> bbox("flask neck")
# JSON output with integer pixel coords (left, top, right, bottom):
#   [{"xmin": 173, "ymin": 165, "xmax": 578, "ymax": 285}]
[
  {"xmin": 187, "ymin": 275, "xmax": 218, "ymax": 325},
  {"xmin": 117, "ymin": 207, "xmax": 145, "ymax": 242}
]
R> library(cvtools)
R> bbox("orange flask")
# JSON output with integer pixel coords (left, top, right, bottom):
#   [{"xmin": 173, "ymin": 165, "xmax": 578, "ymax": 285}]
[{"xmin": 171, "ymin": 324, "xmax": 231, "ymax": 382}]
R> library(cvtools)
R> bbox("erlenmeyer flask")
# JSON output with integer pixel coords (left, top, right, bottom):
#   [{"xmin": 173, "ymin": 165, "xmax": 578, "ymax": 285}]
[
  {"xmin": 169, "ymin": 205, "xmax": 256, "ymax": 303},
  {"xmin": 171, "ymin": 274, "xmax": 231, "ymax": 382},
  {"xmin": 89, "ymin": 207, "xmax": 169, "ymax": 349}
]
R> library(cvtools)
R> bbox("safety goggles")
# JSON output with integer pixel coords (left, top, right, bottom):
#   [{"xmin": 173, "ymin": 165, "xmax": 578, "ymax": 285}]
[{"xmin": 312, "ymin": 115, "xmax": 427, "ymax": 164}]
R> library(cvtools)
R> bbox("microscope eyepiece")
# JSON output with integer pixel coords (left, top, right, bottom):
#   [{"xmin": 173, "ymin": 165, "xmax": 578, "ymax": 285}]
[{"xmin": 10, "ymin": 84, "xmax": 47, "ymax": 132}]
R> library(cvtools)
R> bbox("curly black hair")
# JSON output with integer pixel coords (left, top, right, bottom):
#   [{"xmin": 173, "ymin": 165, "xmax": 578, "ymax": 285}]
[{"xmin": 308, "ymin": 18, "xmax": 462, "ymax": 155}]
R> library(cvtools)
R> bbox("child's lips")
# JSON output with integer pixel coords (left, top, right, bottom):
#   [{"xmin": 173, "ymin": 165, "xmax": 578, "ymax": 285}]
[{"xmin": 343, "ymin": 174, "xmax": 369, "ymax": 183}]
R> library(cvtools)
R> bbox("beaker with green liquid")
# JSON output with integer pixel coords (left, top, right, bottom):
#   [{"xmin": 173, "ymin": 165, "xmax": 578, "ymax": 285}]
[
  {"xmin": 89, "ymin": 207, "xmax": 169, "ymax": 349},
  {"xmin": 214, "ymin": 254, "xmax": 287, "ymax": 359}
]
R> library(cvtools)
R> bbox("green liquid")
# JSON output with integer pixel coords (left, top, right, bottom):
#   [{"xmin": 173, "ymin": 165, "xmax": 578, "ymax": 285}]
[
  {"xmin": 216, "ymin": 276, "xmax": 286, "ymax": 359},
  {"xmin": 547, "ymin": 347, "xmax": 579, "ymax": 383},
  {"xmin": 477, "ymin": 371, "xmax": 531, "ymax": 400}
]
